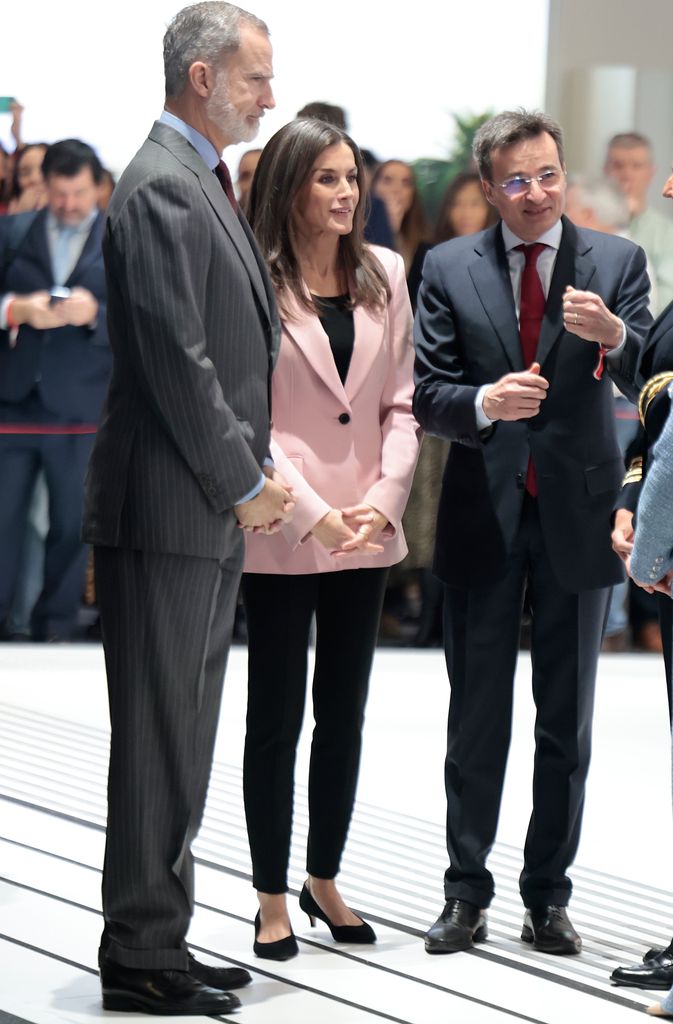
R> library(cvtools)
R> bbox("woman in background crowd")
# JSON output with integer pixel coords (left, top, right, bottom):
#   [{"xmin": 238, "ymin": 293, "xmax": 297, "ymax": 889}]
[
  {"xmin": 434, "ymin": 170, "xmax": 497, "ymax": 243},
  {"xmin": 243, "ymin": 117, "xmax": 420, "ymax": 961},
  {"xmin": 371, "ymin": 158, "xmax": 431, "ymax": 307},
  {"xmin": 8, "ymin": 142, "xmax": 47, "ymax": 213}
]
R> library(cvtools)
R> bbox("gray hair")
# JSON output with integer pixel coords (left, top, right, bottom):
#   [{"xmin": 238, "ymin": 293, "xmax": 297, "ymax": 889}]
[
  {"xmin": 164, "ymin": 1, "xmax": 268, "ymax": 98},
  {"xmin": 567, "ymin": 174, "xmax": 630, "ymax": 232},
  {"xmin": 473, "ymin": 109, "xmax": 565, "ymax": 182},
  {"xmin": 607, "ymin": 131, "xmax": 652, "ymax": 156}
]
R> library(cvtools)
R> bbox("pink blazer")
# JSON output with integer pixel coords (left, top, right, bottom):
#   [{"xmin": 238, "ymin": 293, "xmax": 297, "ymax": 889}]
[{"xmin": 244, "ymin": 246, "xmax": 421, "ymax": 575}]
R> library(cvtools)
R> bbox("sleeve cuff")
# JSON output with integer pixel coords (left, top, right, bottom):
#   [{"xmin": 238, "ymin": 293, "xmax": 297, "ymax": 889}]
[
  {"xmin": 475, "ymin": 384, "xmax": 494, "ymax": 430},
  {"xmin": 606, "ymin": 320, "xmax": 627, "ymax": 359},
  {"xmin": 1, "ymin": 293, "xmax": 15, "ymax": 330},
  {"xmin": 234, "ymin": 473, "xmax": 265, "ymax": 506}
]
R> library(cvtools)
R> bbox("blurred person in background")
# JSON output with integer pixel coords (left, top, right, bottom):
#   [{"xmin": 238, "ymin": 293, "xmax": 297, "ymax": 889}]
[
  {"xmin": 605, "ymin": 132, "xmax": 673, "ymax": 315},
  {"xmin": 296, "ymin": 100, "xmax": 346, "ymax": 129},
  {"xmin": 97, "ymin": 168, "xmax": 116, "ymax": 212},
  {"xmin": 371, "ymin": 158, "xmax": 431, "ymax": 307},
  {"xmin": 360, "ymin": 148, "xmax": 394, "ymax": 249},
  {"xmin": 0, "ymin": 100, "xmax": 24, "ymax": 212},
  {"xmin": 235, "ymin": 147, "xmax": 261, "ymax": 211},
  {"xmin": 0, "ymin": 138, "xmax": 111, "ymax": 642},
  {"xmin": 8, "ymin": 142, "xmax": 48, "ymax": 214},
  {"xmin": 434, "ymin": 170, "xmax": 497, "ymax": 244}
]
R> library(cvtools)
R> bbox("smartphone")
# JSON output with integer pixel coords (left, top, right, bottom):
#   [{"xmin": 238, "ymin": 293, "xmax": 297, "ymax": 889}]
[
  {"xmin": 0, "ymin": 97, "xmax": 15, "ymax": 113},
  {"xmin": 49, "ymin": 286, "xmax": 71, "ymax": 306}
]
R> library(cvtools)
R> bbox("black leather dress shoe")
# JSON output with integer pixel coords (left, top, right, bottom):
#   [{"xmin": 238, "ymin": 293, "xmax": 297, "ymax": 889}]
[
  {"xmin": 424, "ymin": 898, "xmax": 488, "ymax": 954},
  {"xmin": 521, "ymin": 905, "xmax": 581, "ymax": 955},
  {"xmin": 187, "ymin": 952, "xmax": 251, "ymax": 990},
  {"xmin": 611, "ymin": 957, "xmax": 673, "ymax": 990},
  {"xmin": 100, "ymin": 959, "xmax": 241, "ymax": 1014}
]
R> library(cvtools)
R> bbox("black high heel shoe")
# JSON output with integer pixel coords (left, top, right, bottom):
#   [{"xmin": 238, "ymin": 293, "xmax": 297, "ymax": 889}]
[
  {"xmin": 299, "ymin": 883, "xmax": 376, "ymax": 943},
  {"xmin": 253, "ymin": 910, "xmax": 298, "ymax": 961}
]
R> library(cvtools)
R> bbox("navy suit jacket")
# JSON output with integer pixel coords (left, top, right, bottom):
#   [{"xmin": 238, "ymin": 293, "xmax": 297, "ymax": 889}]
[
  {"xmin": 413, "ymin": 216, "xmax": 652, "ymax": 592},
  {"xmin": 0, "ymin": 208, "xmax": 111, "ymax": 423}
]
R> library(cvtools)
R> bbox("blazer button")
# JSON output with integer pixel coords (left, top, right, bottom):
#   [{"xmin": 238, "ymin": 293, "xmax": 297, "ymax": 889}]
[
  {"xmin": 516, "ymin": 472, "xmax": 525, "ymax": 489},
  {"xmin": 338, "ymin": 412, "xmax": 351, "ymax": 424}
]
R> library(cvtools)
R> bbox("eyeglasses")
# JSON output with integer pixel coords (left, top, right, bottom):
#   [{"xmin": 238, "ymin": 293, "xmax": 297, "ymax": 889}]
[{"xmin": 492, "ymin": 169, "xmax": 564, "ymax": 198}]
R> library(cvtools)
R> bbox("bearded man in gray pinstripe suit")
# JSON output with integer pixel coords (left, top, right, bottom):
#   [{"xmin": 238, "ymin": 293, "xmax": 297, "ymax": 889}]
[{"xmin": 83, "ymin": 3, "xmax": 294, "ymax": 1014}]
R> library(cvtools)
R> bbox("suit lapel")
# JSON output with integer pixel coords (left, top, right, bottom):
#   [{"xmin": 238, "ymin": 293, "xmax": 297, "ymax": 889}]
[
  {"xmin": 469, "ymin": 225, "xmax": 522, "ymax": 371},
  {"xmin": 283, "ymin": 292, "xmax": 348, "ymax": 404},
  {"xmin": 199, "ymin": 168, "xmax": 272, "ymax": 322},
  {"xmin": 148, "ymin": 122, "xmax": 272, "ymax": 327},
  {"xmin": 26, "ymin": 209, "xmax": 53, "ymax": 284},
  {"xmin": 536, "ymin": 216, "xmax": 595, "ymax": 368},
  {"xmin": 345, "ymin": 302, "xmax": 385, "ymax": 402},
  {"xmin": 237, "ymin": 211, "xmax": 281, "ymax": 361}
]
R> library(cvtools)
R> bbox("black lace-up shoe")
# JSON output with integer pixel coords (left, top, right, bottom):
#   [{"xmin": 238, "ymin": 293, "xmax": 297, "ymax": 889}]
[
  {"xmin": 424, "ymin": 898, "xmax": 488, "ymax": 954},
  {"xmin": 521, "ymin": 905, "xmax": 581, "ymax": 955}
]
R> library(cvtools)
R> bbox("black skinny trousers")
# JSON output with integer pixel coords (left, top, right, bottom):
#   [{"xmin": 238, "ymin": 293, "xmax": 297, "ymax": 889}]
[{"xmin": 241, "ymin": 566, "xmax": 389, "ymax": 893}]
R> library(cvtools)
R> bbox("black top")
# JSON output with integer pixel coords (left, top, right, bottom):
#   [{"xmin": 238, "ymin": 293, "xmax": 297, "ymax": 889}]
[{"xmin": 314, "ymin": 294, "xmax": 354, "ymax": 385}]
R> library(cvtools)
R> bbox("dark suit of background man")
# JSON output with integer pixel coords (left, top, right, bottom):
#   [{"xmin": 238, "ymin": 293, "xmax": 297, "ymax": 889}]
[
  {"xmin": 0, "ymin": 139, "xmax": 110, "ymax": 641},
  {"xmin": 83, "ymin": 2, "xmax": 294, "ymax": 1015},
  {"xmin": 413, "ymin": 110, "xmax": 651, "ymax": 958}
]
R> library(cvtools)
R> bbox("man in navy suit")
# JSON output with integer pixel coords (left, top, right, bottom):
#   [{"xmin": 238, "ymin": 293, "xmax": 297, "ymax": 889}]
[
  {"xmin": 0, "ymin": 139, "xmax": 110, "ymax": 641},
  {"xmin": 414, "ymin": 110, "xmax": 652, "ymax": 956}
]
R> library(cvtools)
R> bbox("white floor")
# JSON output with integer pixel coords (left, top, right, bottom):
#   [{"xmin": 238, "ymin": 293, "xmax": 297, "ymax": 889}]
[{"xmin": 0, "ymin": 643, "xmax": 672, "ymax": 1023}]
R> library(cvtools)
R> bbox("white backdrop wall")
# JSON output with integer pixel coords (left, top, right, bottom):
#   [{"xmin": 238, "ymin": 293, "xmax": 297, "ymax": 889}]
[{"xmin": 0, "ymin": 1, "xmax": 549, "ymax": 176}]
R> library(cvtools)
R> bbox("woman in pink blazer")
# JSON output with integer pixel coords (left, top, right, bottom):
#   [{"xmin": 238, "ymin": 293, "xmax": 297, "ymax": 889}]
[{"xmin": 243, "ymin": 118, "xmax": 421, "ymax": 960}]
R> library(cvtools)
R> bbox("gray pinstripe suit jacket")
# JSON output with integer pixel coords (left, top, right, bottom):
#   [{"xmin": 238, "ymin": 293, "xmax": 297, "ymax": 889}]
[{"xmin": 83, "ymin": 122, "xmax": 280, "ymax": 559}]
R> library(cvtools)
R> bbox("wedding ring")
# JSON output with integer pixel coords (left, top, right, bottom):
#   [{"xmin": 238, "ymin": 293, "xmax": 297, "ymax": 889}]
[{"xmin": 574, "ymin": 313, "xmax": 578, "ymax": 324}]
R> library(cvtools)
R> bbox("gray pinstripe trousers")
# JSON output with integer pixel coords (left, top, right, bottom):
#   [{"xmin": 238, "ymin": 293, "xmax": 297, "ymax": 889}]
[{"xmin": 95, "ymin": 541, "xmax": 243, "ymax": 970}]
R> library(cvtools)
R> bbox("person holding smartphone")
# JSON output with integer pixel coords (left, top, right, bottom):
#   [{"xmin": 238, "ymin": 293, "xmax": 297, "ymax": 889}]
[{"xmin": 0, "ymin": 137, "xmax": 111, "ymax": 642}]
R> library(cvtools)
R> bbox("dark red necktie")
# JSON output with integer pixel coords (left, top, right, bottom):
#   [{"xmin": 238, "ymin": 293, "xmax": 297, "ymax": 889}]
[
  {"xmin": 214, "ymin": 160, "xmax": 238, "ymax": 212},
  {"xmin": 515, "ymin": 242, "xmax": 546, "ymax": 497}
]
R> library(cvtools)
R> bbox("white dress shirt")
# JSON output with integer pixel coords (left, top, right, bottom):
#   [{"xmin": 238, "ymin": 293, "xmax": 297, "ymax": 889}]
[{"xmin": 474, "ymin": 219, "xmax": 625, "ymax": 430}]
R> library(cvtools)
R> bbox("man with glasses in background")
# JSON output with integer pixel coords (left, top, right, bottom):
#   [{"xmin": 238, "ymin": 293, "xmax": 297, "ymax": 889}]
[{"xmin": 413, "ymin": 110, "xmax": 651, "ymax": 957}]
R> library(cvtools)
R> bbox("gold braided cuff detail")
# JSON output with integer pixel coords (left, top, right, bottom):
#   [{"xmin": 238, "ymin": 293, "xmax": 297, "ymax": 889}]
[
  {"xmin": 621, "ymin": 456, "xmax": 644, "ymax": 486},
  {"xmin": 639, "ymin": 372, "xmax": 673, "ymax": 426}
]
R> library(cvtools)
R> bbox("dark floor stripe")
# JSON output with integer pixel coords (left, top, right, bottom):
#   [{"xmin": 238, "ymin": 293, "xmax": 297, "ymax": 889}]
[
  {"xmin": 189, "ymin": 942, "xmax": 550, "ymax": 1024},
  {"xmin": 0, "ymin": 794, "xmax": 105, "ymax": 831},
  {"xmin": 0, "ymin": 868, "xmax": 622, "ymax": 1021},
  {"xmin": 0, "ymin": 825, "xmax": 659, "ymax": 1005},
  {"xmin": 0, "ymin": 1012, "xmax": 38, "ymax": 1024},
  {"xmin": 195, "ymin": 896, "xmax": 649, "ymax": 1015},
  {"xmin": 0, "ymin": 931, "xmax": 97, "ymax": 975}
]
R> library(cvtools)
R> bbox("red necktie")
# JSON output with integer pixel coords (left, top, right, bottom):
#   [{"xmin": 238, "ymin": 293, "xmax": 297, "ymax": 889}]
[
  {"xmin": 214, "ymin": 160, "xmax": 238, "ymax": 212},
  {"xmin": 515, "ymin": 242, "xmax": 546, "ymax": 497}
]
